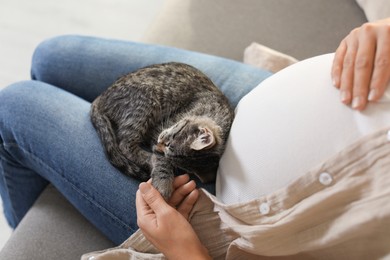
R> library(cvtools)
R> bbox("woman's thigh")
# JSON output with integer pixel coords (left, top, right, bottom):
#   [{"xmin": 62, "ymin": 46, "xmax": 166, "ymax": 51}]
[
  {"xmin": 31, "ymin": 35, "xmax": 271, "ymax": 107},
  {"xmin": 0, "ymin": 81, "xmax": 141, "ymax": 243},
  {"xmin": 1, "ymin": 37, "xmax": 271, "ymax": 243}
]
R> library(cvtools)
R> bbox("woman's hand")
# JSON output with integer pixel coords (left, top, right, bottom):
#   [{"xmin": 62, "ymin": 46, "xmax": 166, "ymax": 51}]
[
  {"xmin": 136, "ymin": 174, "xmax": 211, "ymax": 260},
  {"xmin": 332, "ymin": 17, "xmax": 390, "ymax": 110}
]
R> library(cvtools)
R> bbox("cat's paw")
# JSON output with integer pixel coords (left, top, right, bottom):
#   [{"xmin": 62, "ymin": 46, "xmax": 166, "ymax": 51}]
[{"xmin": 152, "ymin": 178, "xmax": 173, "ymax": 201}]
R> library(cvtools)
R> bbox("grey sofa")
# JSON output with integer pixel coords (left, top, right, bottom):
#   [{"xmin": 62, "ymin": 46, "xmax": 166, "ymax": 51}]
[{"xmin": 0, "ymin": 0, "xmax": 366, "ymax": 259}]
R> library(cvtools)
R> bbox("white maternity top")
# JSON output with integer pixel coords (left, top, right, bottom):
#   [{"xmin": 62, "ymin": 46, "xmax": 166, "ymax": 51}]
[{"xmin": 216, "ymin": 53, "xmax": 390, "ymax": 204}]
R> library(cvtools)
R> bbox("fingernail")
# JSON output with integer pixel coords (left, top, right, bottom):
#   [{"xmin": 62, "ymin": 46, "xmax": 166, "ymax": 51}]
[
  {"xmin": 139, "ymin": 182, "xmax": 151, "ymax": 194},
  {"xmin": 352, "ymin": 96, "xmax": 361, "ymax": 109},
  {"xmin": 368, "ymin": 89, "xmax": 377, "ymax": 101},
  {"xmin": 332, "ymin": 78, "xmax": 338, "ymax": 87},
  {"xmin": 340, "ymin": 90, "xmax": 351, "ymax": 103}
]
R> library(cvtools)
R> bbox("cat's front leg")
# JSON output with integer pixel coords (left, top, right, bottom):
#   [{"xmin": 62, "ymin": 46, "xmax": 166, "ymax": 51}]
[{"xmin": 151, "ymin": 154, "xmax": 175, "ymax": 200}]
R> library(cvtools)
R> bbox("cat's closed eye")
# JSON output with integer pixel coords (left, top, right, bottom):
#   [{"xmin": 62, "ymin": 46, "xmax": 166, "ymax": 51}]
[{"xmin": 166, "ymin": 142, "xmax": 174, "ymax": 150}]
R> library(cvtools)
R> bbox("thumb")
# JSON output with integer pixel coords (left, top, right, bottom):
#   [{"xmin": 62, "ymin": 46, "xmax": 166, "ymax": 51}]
[{"xmin": 139, "ymin": 182, "xmax": 170, "ymax": 214}]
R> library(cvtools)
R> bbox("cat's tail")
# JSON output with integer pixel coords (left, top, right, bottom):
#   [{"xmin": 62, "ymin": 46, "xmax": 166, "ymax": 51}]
[{"xmin": 90, "ymin": 99, "xmax": 150, "ymax": 181}]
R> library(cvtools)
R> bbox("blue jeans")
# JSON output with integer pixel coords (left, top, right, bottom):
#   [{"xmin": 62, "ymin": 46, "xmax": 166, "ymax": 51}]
[{"xmin": 0, "ymin": 35, "xmax": 271, "ymax": 244}]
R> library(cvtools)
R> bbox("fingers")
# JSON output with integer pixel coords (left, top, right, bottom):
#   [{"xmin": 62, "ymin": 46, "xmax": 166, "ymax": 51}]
[
  {"xmin": 169, "ymin": 178, "xmax": 196, "ymax": 207},
  {"xmin": 350, "ymin": 25, "xmax": 376, "ymax": 110},
  {"xmin": 138, "ymin": 174, "xmax": 199, "ymax": 221},
  {"xmin": 136, "ymin": 189, "xmax": 156, "ymax": 229},
  {"xmin": 369, "ymin": 27, "xmax": 390, "ymax": 101},
  {"xmin": 138, "ymin": 182, "xmax": 171, "ymax": 215},
  {"xmin": 176, "ymin": 189, "xmax": 199, "ymax": 220},
  {"xmin": 332, "ymin": 20, "xmax": 390, "ymax": 110},
  {"xmin": 169, "ymin": 174, "xmax": 197, "ymax": 206},
  {"xmin": 168, "ymin": 174, "xmax": 200, "ymax": 220},
  {"xmin": 332, "ymin": 38, "xmax": 347, "ymax": 89},
  {"xmin": 339, "ymin": 35, "xmax": 357, "ymax": 106},
  {"xmin": 172, "ymin": 174, "xmax": 190, "ymax": 189}
]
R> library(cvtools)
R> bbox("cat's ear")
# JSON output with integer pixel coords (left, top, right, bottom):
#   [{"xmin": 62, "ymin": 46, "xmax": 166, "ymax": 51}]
[{"xmin": 190, "ymin": 127, "xmax": 216, "ymax": 150}]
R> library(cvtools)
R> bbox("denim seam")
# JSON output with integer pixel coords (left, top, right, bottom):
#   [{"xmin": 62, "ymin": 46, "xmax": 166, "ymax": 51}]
[
  {"xmin": 0, "ymin": 156, "xmax": 20, "ymax": 227},
  {"xmin": 3, "ymin": 142, "xmax": 136, "ymax": 232}
]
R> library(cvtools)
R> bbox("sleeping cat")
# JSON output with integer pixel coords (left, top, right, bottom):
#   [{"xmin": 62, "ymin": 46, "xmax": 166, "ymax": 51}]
[{"xmin": 90, "ymin": 62, "xmax": 234, "ymax": 199}]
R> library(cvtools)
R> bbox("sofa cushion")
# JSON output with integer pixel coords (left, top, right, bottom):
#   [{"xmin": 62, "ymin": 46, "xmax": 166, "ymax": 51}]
[
  {"xmin": 356, "ymin": 0, "xmax": 390, "ymax": 21},
  {"xmin": 142, "ymin": 0, "xmax": 367, "ymax": 61},
  {"xmin": 0, "ymin": 185, "xmax": 114, "ymax": 260}
]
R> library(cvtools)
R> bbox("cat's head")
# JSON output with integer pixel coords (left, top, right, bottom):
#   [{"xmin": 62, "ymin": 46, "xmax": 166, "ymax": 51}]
[
  {"xmin": 153, "ymin": 116, "xmax": 223, "ymax": 181},
  {"xmin": 154, "ymin": 117, "xmax": 222, "ymax": 156}
]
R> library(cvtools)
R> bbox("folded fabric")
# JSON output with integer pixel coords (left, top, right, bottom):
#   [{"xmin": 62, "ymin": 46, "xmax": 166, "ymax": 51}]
[{"xmin": 243, "ymin": 42, "xmax": 298, "ymax": 73}]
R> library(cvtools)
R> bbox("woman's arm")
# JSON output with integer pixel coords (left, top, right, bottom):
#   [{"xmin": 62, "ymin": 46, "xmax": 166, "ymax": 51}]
[
  {"xmin": 136, "ymin": 175, "xmax": 211, "ymax": 260},
  {"xmin": 332, "ymin": 17, "xmax": 390, "ymax": 110}
]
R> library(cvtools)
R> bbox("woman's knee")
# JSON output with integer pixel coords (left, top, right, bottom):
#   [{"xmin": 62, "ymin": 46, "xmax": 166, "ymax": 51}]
[
  {"xmin": 1, "ymin": 79, "xmax": 54, "ymax": 104},
  {"xmin": 0, "ymin": 80, "xmax": 90, "ymax": 148},
  {"xmin": 31, "ymin": 35, "xmax": 82, "ymax": 82},
  {"xmin": 30, "ymin": 35, "xmax": 131, "ymax": 101},
  {"xmin": 1, "ymin": 80, "xmax": 39, "ymax": 111},
  {"xmin": 0, "ymin": 81, "xmax": 64, "ymax": 134}
]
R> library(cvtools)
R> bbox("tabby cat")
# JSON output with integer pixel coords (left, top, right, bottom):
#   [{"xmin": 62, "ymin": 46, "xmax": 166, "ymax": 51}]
[{"xmin": 90, "ymin": 62, "xmax": 234, "ymax": 199}]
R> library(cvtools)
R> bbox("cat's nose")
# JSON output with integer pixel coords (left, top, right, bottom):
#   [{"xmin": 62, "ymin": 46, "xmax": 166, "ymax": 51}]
[{"xmin": 153, "ymin": 143, "xmax": 165, "ymax": 154}]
